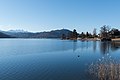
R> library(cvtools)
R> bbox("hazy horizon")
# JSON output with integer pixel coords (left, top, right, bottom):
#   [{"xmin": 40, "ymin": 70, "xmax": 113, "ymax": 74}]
[{"xmin": 0, "ymin": 0, "xmax": 120, "ymax": 33}]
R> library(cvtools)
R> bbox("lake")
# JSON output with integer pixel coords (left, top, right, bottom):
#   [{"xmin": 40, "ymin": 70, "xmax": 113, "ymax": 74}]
[{"xmin": 0, "ymin": 39, "xmax": 120, "ymax": 80}]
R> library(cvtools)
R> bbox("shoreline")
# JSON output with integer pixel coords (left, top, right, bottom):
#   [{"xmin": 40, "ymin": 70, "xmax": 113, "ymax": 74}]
[
  {"xmin": 0, "ymin": 38, "xmax": 120, "ymax": 42},
  {"xmin": 77, "ymin": 38, "xmax": 100, "ymax": 41},
  {"xmin": 112, "ymin": 38, "xmax": 120, "ymax": 41},
  {"xmin": 77, "ymin": 38, "xmax": 120, "ymax": 41}
]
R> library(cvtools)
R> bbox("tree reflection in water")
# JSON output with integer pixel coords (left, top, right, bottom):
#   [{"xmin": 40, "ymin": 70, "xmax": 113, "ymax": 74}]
[
  {"xmin": 111, "ymin": 42, "xmax": 120, "ymax": 51},
  {"xmin": 88, "ymin": 41, "xmax": 120, "ymax": 80},
  {"xmin": 73, "ymin": 40, "xmax": 77, "ymax": 52},
  {"xmin": 100, "ymin": 42, "xmax": 111, "ymax": 54},
  {"xmin": 100, "ymin": 41, "xmax": 120, "ymax": 54},
  {"xmin": 93, "ymin": 41, "xmax": 97, "ymax": 52}
]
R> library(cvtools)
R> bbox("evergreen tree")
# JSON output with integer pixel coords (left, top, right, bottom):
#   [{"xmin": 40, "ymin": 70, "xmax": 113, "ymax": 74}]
[{"xmin": 61, "ymin": 34, "xmax": 66, "ymax": 39}]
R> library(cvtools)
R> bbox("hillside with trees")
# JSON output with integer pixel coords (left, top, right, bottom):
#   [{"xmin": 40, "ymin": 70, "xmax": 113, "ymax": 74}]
[
  {"xmin": 2, "ymin": 29, "xmax": 72, "ymax": 38},
  {"xmin": 0, "ymin": 32, "xmax": 13, "ymax": 38},
  {"xmin": 0, "ymin": 26, "xmax": 120, "ymax": 40}
]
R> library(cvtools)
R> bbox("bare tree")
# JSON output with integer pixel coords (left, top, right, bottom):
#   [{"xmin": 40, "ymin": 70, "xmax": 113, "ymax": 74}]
[{"xmin": 100, "ymin": 25, "xmax": 110, "ymax": 38}]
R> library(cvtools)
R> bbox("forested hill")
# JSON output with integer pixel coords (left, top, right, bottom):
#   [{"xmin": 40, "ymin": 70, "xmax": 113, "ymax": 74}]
[
  {"xmin": 0, "ymin": 32, "xmax": 13, "ymax": 38},
  {"xmin": 1, "ymin": 29, "xmax": 72, "ymax": 38}
]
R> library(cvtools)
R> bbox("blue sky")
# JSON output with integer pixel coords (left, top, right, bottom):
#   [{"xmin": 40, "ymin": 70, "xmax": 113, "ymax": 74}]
[{"xmin": 0, "ymin": 0, "xmax": 120, "ymax": 33}]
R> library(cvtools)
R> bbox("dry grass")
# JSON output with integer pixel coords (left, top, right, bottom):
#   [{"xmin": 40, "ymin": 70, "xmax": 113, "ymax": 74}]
[{"xmin": 88, "ymin": 55, "xmax": 120, "ymax": 80}]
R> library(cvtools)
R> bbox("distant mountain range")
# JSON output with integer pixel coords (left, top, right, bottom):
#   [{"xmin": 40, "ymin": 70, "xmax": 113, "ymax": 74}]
[
  {"xmin": 7, "ymin": 29, "xmax": 28, "ymax": 33},
  {"xmin": 0, "ymin": 32, "xmax": 12, "ymax": 38},
  {"xmin": 0, "ymin": 29, "xmax": 72, "ymax": 38}
]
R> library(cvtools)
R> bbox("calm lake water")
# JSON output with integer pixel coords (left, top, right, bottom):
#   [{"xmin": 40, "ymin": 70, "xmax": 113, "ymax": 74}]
[{"xmin": 0, "ymin": 39, "xmax": 120, "ymax": 80}]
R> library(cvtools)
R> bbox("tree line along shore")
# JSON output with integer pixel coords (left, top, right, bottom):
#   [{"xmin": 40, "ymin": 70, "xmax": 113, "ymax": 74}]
[{"xmin": 61, "ymin": 25, "xmax": 120, "ymax": 41}]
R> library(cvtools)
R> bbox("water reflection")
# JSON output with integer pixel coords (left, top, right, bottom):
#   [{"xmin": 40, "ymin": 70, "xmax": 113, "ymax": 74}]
[
  {"xmin": 73, "ymin": 40, "xmax": 77, "ymax": 52},
  {"xmin": 100, "ymin": 41, "xmax": 120, "ymax": 54},
  {"xmin": 100, "ymin": 42, "xmax": 111, "ymax": 54},
  {"xmin": 93, "ymin": 41, "xmax": 97, "ymax": 52},
  {"xmin": 73, "ymin": 41, "xmax": 120, "ymax": 55},
  {"xmin": 1, "ymin": 39, "xmax": 120, "ymax": 80},
  {"xmin": 88, "ymin": 41, "xmax": 120, "ymax": 80},
  {"xmin": 111, "ymin": 42, "xmax": 120, "ymax": 51}
]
